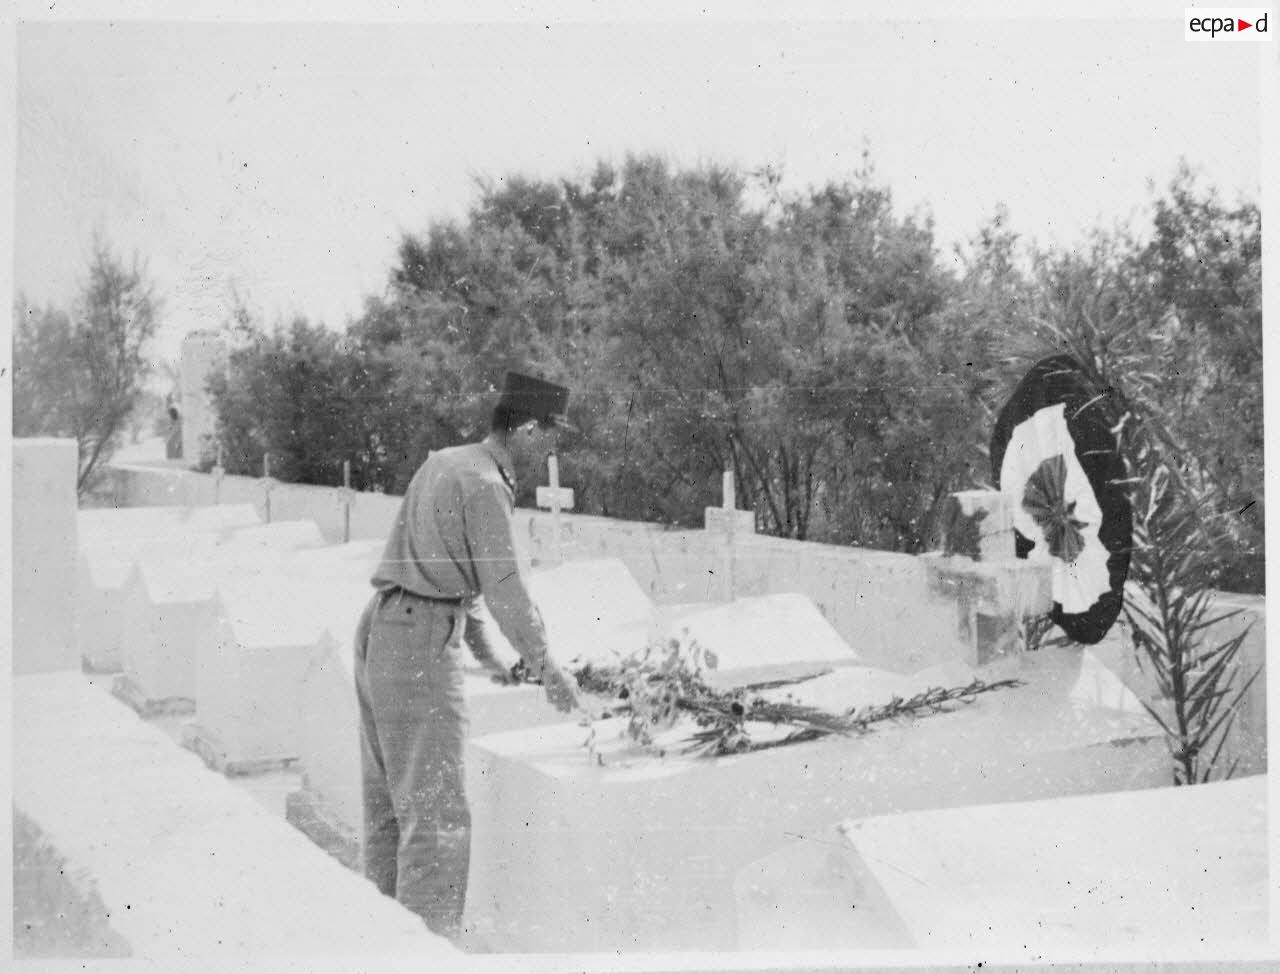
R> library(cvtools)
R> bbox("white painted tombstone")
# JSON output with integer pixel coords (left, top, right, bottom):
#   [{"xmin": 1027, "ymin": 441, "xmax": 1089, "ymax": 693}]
[
  {"xmin": 184, "ymin": 568, "xmax": 344, "ymax": 775},
  {"xmin": 656, "ymin": 592, "xmax": 859, "ymax": 689},
  {"xmin": 220, "ymin": 518, "xmax": 327, "ymax": 556},
  {"xmin": 703, "ymin": 470, "xmax": 756, "ymax": 600},
  {"xmin": 190, "ymin": 534, "xmax": 556, "ymax": 778},
  {"xmin": 534, "ymin": 452, "xmax": 575, "ymax": 563},
  {"xmin": 75, "ymin": 504, "xmax": 263, "ymax": 672},
  {"xmin": 77, "ymin": 503, "xmax": 261, "ymax": 547},
  {"xmin": 13, "ymin": 439, "xmax": 80, "ymax": 674},
  {"xmin": 112, "ymin": 521, "xmax": 324, "ymax": 714},
  {"xmin": 115, "ymin": 552, "xmax": 224, "ymax": 715},
  {"xmin": 463, "ymin": 645, "xmax": 1167, "ymax": 952},
  {"xmin": 735, "ymin": 774, "xmax": 1267, "ymax": 952},
  {"xmin": 525, "ymin": 558, "xmax": 655, "ymax": 667},
  {"xmin": 703, "ymin": 469, "xmax": 756, "ymax": 536},
  {"xmin": 79, "ymin": 533, "xmax": 224, "ymax": 673}
]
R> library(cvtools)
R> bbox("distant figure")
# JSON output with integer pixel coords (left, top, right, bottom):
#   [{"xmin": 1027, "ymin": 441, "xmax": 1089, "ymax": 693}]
[
  {"xmin": 165, "ymin": 405, "xmax": 183, "ymax": 460},
  {"xmin": 354, "ymin": 370, "xmax": 582, "ymax": 940}
]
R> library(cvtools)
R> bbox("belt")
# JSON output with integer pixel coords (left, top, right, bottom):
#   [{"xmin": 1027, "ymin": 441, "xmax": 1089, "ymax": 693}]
[{"xmin": 378, "ymin": 586, "xmax": 463, "ymax": 607}]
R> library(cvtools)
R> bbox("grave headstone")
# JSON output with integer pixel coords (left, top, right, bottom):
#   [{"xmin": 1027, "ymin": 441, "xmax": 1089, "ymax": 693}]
[
  {"xmin": 78, "ymin": 533, "xmax": 223, "ymax": 673},
  {"xmin": 534, "ymin": 453, "xmax": 574, "ymax": 564},
  {"xmin": 77, "ymin": 503, "xmax": 261, "ymax": 547},
  {"xmin": 182, "ymin": 568, "xmax": 351, "ymax": 775},
  {"xmin": 111, "ymin": 521, "xmax": 326, "ymax": 713},
  {"xmin": 735, "ymin": 774, "xmax": 1267, "ymax": 951},
  {"xmin": 115, "ymin": 554, "xmax": 223, "ymax": 715},
  {"xmin": 13, "ymin": 439, "xmax": 81, "ymax": 674},
  {"xmin": 526, "ymin": 558, "xmax": 654, "ymax": 667},
  {"xmin": 656, "ymin": 592, "xmax": 859, "ymax": 689},
  {"xmin": 463, "ymin": 645, "xmax": 1166, "ymax": 952}
]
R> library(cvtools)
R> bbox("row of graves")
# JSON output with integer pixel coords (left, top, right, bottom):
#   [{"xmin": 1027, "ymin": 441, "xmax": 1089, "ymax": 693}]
[{"xmin": 63, "ymin": 483, "xmax": 1267, "ymax": 956}]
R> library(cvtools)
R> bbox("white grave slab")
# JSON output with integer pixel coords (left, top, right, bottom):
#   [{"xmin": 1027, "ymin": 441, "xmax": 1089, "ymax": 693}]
[
  {"xmin": 116, "ymin": 556, "xmax": 222, "ymax": 713},
  {"xmin": 221, "ymin": 518, "xmax": 327, "ymax": 555},
  {"xmin": 77, "ymin": 503, "xmax": 261, "ymax": 547},
  {"xmin": 75, "ymin": 505, "xmax": 262, "ymax": 672},
  {"xmin": 291, "ymin": 617, "xmax": 561, "ymax": 864},
  {"xmin": 527, "ymin": 558, "xmax": 654, "ymax": 667},
  {"xmin": 112, "ymin": 522, "xmax": 327, "ymax": 713},
  {"xmin": 14, "ymin": 672, "xmax": 457, "ymax": 959},
  {"xmin": 14, "ymin": 439, "xmax": 80, "ymax": 674},
  {"xmin": 79, "ymin": 533, "xmax": 224, "ymax": 672},
  {"xmin": 463, "ymin": 646, "xmax": 1167, "ymax": 952},
  {"xmin": 735, "ymin": 774, "xmax": 1267, "ymax": 952},
  {"xmin": 658, "ymin": 592, "xmax": 859, "ymax": 688},
  {"xmin": 184, "ymin": 568, "xmax": 348, "ymax": 774},
  {"xmin": 286, "ymin": 546, "xmax": 567, "ymax": 857}
]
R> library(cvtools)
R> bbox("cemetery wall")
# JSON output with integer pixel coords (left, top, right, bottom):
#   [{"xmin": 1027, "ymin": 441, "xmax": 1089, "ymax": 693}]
[
  {"xmin": 14, "ymin": 439, "xmax": 81, "ymax": 673},
  {"xmin": 108, "ymin": 459, "xmax": 1267, "ymax": 684}
]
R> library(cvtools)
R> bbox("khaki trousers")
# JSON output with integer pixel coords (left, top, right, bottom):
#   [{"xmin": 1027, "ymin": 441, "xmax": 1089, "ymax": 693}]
[{"xmin": 354, "ymin": 590, "xmax": 470, "ymax": 937}]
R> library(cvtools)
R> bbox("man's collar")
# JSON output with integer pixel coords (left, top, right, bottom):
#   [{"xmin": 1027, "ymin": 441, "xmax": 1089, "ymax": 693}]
[{"xmin": 480, "ymin": 434, "xmax": 516, "ymax": 490}]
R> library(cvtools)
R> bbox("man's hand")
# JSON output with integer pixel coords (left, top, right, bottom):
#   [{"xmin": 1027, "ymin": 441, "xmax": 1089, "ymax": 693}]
[{"xmin": 540, "ymin": 660, "xmax": 582, "ymax": 714}]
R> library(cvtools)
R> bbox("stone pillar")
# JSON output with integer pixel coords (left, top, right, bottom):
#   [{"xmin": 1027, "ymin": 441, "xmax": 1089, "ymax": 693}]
[
  {"xmin": 13, "ymin": 438, "xmax": 80, "ymax": 674},
  {"xmin": 180, "ymin": 330, "xmax": 228, "ymax": 467},
  {"xmin": 921, "ymin": 489, "xmax": 1052, "ymax": 668},
  {"xmin": 939, "ymin": 489, "xmax": 1014, "ymax": 562}
]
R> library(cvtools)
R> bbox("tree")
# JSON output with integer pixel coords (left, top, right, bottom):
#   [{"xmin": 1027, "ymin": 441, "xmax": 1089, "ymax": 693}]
[{"xmin": 13, "ymin": 241, "xmax": 159, "ymax": 494}]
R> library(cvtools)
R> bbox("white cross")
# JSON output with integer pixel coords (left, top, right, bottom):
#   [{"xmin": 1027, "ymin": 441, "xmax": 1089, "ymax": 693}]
[{"xmin": 536, "ymin": 453, "xmax": 575, "ymax": 562}]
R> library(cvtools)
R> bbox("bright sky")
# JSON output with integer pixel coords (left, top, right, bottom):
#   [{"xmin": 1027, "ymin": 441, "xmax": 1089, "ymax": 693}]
[{"xmin": 12, "ymin": 3, "xmax": 1266, "ymax": 367}]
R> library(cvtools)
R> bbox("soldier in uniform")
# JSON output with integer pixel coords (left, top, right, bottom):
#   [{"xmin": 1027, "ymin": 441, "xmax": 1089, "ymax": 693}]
[{"xmin": 355, "ymin": 371, "xmax": 582, "ymax": 938}]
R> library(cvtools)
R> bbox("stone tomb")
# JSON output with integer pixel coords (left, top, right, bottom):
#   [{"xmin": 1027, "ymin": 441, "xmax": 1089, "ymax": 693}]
[
  {"xmin": 13, "ymin": 439, "xmax": 80, "ymax": 675},
  {"xmin": 526, "ymin": 558, "xmax": 655, "ymax": 666},
  {"xmin": 660, "ymin": 592, "xmax": 860, "ymax": 688},
  {"xmin": 182, "ymin": 552, "xmax": 360, "ymax": 775},
  {"xmin": 77, "ymin": 502, "xmax": 261, "ymax": 547},
  {"xmin": 734, "ymin": 774, "xmax": 1267, "ymax": 951},
  {"xmin": 287, "ymin": 557, "xmax": 656, "ymax": 863},
  {"xmin": 75, "ymin": 504, "xmax": 261, "ymax": 671},
  {"xmin": 15, "ymin": 671, "xmax": 457, "ymax": 960},
  {"xmin": 527, "ymin": 560, "xmax": 858, "ymax": 687},
  {"xmin": 112, "ymin": 521, "xmax": 326, "ymax": 715},
  {"xmin": 81, "ymin": 533, "xmax": 223, "ymax": 674},
  {"xmin": 463, "ymin": 646, "xmax": 1167, "ymax": 952}
]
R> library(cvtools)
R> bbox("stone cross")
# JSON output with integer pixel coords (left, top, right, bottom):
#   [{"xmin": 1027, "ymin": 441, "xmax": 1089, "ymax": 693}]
[
  {"xmin": 342, "ymin": 459, "xmax": 353, "ymax": 543},
  {"xmin": 703, "ymin": 469, "xmax": 755, "ymax": 602},
  {"xmin": 262, "ymin": 452, "xmax": 275, "ymax": 523},
  {"xmin": 704, "ymin": 469, "xmax": 755, "ymax": 536},
  {"xmin": 213, "ymin": 443, "xmax": 226, "ymax": 505},
  {"xmin": 535, "ymin": 453, "xmax": 575, "ymax": 563}
]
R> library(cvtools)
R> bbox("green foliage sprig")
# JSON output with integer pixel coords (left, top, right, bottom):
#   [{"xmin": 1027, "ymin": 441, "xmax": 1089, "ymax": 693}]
[
  {"xmin": 1028, "ymin": 217, "xmax": 1262, "ymax": 784},
  {"xmin": 568, "ymin": 637, "xmax": 1022, "ymax": 759}
]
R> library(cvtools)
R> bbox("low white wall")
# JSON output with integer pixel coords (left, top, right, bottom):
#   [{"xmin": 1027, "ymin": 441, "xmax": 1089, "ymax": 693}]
[
  {"xmin": 14, "ymin": 439, "xmax": 80, "ymax": 674},
  {"xmin": 107, "ymin": 459, "xmax": 1267, "ymax": 758},
  {"xmin": 14, "ymin": 671, "xmax": 457, "ymax": 959}
]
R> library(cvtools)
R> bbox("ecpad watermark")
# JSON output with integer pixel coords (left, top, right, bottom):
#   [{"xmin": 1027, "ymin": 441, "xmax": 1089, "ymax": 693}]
[{"xmin": 1185, "ymin": 8, "xmax": 1272, "ymax": 40}]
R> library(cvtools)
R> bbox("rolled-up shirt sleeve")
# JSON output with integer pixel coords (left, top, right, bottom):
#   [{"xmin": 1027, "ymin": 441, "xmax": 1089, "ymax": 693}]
[{"xmin": 462, "ymin": 478, "xmax": 550, "ymax": 669}]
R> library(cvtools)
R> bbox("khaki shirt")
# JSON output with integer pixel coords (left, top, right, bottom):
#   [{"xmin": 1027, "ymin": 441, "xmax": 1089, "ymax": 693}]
[{"xmin": 371, "ymin": 436, "xmax": 547, "ymax": 669}]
